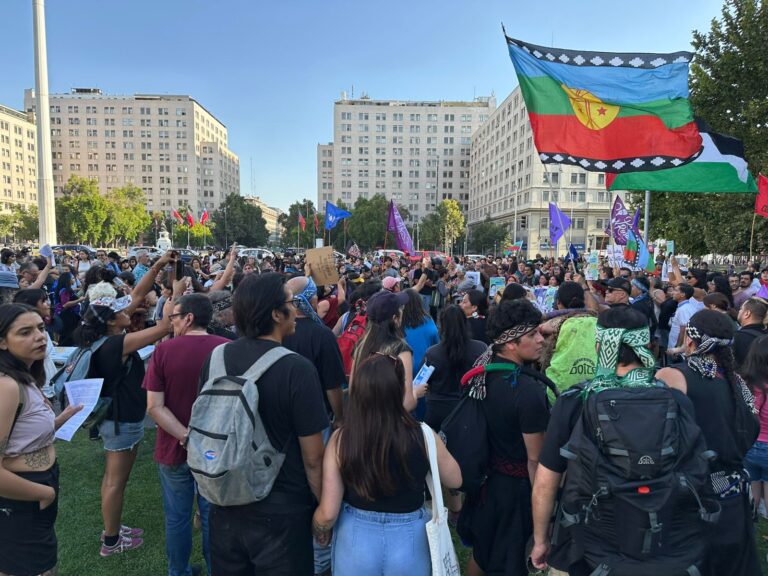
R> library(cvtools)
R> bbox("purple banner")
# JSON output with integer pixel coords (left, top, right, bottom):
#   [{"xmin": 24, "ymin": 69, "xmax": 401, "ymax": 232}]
[
  {"xmin": 387, "ymin": 200, "xmax": 414, "ymax": 253},
  {"xmin": 605, "ymin": 195, "xmax": 634, "ymax": 245},
  {"xmin": 549, "ymin": 202, "xmax": 571, "ymax": 246}
]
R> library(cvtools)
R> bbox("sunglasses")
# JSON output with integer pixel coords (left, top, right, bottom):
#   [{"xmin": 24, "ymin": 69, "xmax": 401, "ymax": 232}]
[
  {"xmin": 167, "ymin": 312, "xmax": 187, "ymax": 320},
  {"xmin": 284, "ymin": 297, "xmax": 301, "ymax": 307}
]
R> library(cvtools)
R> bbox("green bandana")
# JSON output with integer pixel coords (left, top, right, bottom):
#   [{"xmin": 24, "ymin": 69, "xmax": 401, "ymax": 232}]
[{"xmin": 583, "ymin": 325, "xmax": 656, "ymax": 396}]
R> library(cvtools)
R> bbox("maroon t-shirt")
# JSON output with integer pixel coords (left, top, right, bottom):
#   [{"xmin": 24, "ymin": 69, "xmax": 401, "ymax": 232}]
[{"xmin": 143, "ymin": 334, "xmax": 229, "ymax": 465}]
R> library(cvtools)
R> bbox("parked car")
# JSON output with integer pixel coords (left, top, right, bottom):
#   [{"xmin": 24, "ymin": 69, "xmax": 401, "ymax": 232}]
[
  {"xmin": 52, "ymin": 244, "xmax": 97, "ymax": 258},
  {"xmin": 238, "ymin": 247, "xmax": 275, "ymax": 261},
  {"xmin": 175, "ymin": 248, "xmax": 200, "ymax": 263},
  {"xmin": 408, "ymin": 250, "xmax": 449, "ymax": 264},
  {"xmin": 127, "ymin": 246, "xmax": 163, "ymax": 258},
  {"xmin": 374, "ymin": 249, "xmax": 405, "ymax": 260}
]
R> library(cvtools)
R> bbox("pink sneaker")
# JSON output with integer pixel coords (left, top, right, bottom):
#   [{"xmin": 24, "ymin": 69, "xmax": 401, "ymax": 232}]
[
  {"xmin": 100, "ymin": 525, "xmax": 144, "ymax": 541},
  {"xmin": 100, "ymin": 534, "xmax": 144, "ymax": 557}
]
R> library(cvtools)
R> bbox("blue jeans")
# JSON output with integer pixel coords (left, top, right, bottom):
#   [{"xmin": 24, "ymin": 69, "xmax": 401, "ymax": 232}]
[
  {"xmin": 158, "ymin": 463, "xmax": 211, "ymax": 576},
  {"xmin": 331, "ymin": 503, "xmax": 430, "ymax": 576},
  {"xmin": 313, "ymin": 427, "xmax": 333, "ymax": 574}
]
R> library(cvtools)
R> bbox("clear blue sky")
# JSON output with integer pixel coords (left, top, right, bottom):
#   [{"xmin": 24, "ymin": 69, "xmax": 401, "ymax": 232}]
[{"xmin": 1, "ymin": 0, "xmax": 724, "ymax": 210}]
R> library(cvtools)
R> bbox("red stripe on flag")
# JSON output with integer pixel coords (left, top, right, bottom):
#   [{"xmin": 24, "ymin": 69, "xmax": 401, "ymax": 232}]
[
  {"xmin": 756, "ymin": 175, "xmax": 768, "ymax": 219},
  {"xmin": 528, "ymin": 115, "xmax": 701, "ymax": 160}
]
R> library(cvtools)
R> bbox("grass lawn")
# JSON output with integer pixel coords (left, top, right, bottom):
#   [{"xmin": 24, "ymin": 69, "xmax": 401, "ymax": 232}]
[{"xmin": 55, "ymin": 427, "xmax": 768, "ymax": 575}]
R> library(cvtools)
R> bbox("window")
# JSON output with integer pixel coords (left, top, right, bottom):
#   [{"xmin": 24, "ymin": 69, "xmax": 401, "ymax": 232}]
[
  {"xmin": 574, "ymin": 218, "xmax": 585, "ymax": 229},
  {"xmin": 598, "ymin": 174, "xmax": 605, "ymax": 185},
  {"xmin": 543, "ymin": 172, "xmax": 559, "ymax": 184},
  {"xmin": 540, "ymin": 217, "xmax": 549, "ymax": 229},
  {"xmin": 570, "ymin": 173, "xmax": 587, "ymax": 185}
]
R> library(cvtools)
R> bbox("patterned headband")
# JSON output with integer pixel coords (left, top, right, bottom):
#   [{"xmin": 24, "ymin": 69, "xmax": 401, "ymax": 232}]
[
  {"xmin": 211, "ymin": 296, "xmax": 232, "ymax": 313},
  {"xmin": 493, "ymin": 323, "xmax": 540, "ymax": 346}
]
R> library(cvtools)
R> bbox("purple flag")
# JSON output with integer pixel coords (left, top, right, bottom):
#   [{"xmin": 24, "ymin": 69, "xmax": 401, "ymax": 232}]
[
  {"xmin": 605, "ymin": 195, "xmax": 634, "ymax": 245},
  {"xmin": 631, "ymin": 207, "xmax": 642, "ymax": 235},
  {"xmin": 387, "ymin": 200, "xmax": 414, "ymax": 253},
  {"xmin": 549, "ymin": 202, "xmax": 572, "ymax": 246}
]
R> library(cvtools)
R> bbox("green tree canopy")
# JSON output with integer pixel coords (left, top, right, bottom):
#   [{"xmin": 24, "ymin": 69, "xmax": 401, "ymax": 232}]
[
  {"xmin": 279, "ymin": 199, "xmax": 323, "ymax": 249},
  {"xmin": 345, "ymin": 194, "xmax": 410, "ymax": 252},
  {"xmin": 638, "ymin": 0, "xmax": 768, "ymax": 257},
  {"xmin": 210, "ymin": 193, "xmax": 269, "ymax": 248},
  {"xmin": 56, "ymin": 176, "xmax": 110, "ymax": 246},
  {"xmin": 470, "ymin": 217, "xmax": 511, "ymax": 254}
]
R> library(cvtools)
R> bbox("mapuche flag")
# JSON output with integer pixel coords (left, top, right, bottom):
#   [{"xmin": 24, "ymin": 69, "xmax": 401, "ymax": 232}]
[
  {"xmin": 505, "ymin": 35, "xmax": 702, "ymax": 173},
  {"xmin": 607, "ymin": 121, "xmax": 758, "ymax": 193}
]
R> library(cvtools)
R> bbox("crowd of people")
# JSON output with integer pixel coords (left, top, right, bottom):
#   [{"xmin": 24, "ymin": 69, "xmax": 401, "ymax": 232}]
[{"xmin": 0, "ymin": 241, "xmax": 766, "ymax": 576}]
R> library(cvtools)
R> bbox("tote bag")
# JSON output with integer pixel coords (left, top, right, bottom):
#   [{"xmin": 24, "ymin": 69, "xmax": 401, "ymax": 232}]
[{"xmin": 421, "ymin": 422, "xmax": 461, "ymax": 576}]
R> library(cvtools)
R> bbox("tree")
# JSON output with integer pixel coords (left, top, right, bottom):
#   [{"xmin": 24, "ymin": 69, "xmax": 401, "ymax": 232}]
[
  {"xmin": 345, "ymin": 194, "xmax": 410, "ymax": 251},
  {"xmin": 640, "ymin": 0, "xmax": 768, "ymax": 256},
  {"xmin": 172, "ymin": 222, "xmax": 213, "ymax": 248},
  {"xmin": 439, "ymin": 200, "xmax": 465, "ymax": 256},
  {"xmin": 470, "ymin": 217, "xmax": 511, "ymax": 254},
  {"xmin": 11, "ymin": 205, "xmax": 39, "ymax": 243},
  {"xmin": 103, "ymin": 185, "xmax": 151, "ymax": 247},
  {"xmin": 0, "ymin": 213, "xmax": 14, "ymax": 243},
  {"xmin": 210, "ymin": 193, "xmax": 269, "ymax": 248},
  {"xmin": 55, "ymin": 176, "xmax": 110, "ymax": 245},
  {"xmin": 279, "ymin": 199, "xmax": 323, "ymax": 249}
]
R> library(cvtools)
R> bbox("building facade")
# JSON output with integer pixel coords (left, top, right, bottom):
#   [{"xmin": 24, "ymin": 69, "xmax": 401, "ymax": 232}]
[
  {"xmin": 318, "ymin": 94, "xmax": 496, "ymax": 222},
  {"xmin": 0, "ymin": 104, "xmax": 38, "ymax": 213},
  {"xmin": 23, "ymin": 88, "xmax": 240, "ymax": 216},
  {"xmin": 469, "ymin": 87, "xmax": 624, "ymax": 255},
  {"xmin": 243, "ymin": 195, "xmax": 284, "ymax": 245}
]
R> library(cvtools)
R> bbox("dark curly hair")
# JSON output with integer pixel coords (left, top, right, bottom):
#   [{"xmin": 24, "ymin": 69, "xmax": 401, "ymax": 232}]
[{"xmin": 486, "ymin": 299, "xmax": 542, "ymax": 350}]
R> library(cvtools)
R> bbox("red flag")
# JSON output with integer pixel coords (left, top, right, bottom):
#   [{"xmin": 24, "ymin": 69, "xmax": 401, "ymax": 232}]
[
  {"xmin": 314, "ymin": 212, "xmax": 319, "ymax": 233},
  {"xmin": 298, "ymin": 212, "xmax": 306, "ymax": 232},
  {"xmin": 186, "ymin": 211, "xmax": 195, "ymax": 226},
  {"xmin": 172, "ymin": 209, "xmax": 183, "ymax": 224},
  {"xmin": 756, "ymin": 174, "xmax": 768, "ymax": 219},
  {"xmin": 200, "ymin": 210, "xmax": 209, "ymax": 225}
]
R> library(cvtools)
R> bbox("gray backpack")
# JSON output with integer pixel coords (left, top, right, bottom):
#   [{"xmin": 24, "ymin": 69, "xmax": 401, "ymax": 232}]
[{"xmin": 187, "ymin": 344, "xmax": 296, "ymax": 506}]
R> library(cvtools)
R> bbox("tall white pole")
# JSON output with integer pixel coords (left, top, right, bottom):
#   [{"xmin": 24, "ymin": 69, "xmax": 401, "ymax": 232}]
[{"xmin": 33, "ymin": 0, "xmax": 57, "ymax": 244}]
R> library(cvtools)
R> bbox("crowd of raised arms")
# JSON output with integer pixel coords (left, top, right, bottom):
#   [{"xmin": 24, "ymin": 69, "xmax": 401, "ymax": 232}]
[{"xmin": 0, "ymin": 243, "xmax": 766, "ymax": 576}]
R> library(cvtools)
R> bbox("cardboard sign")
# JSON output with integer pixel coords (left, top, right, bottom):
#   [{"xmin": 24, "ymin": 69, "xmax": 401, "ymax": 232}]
[
  {"xmin": 489, "ymin": 277, "xmax": 505, "ymax": 299},
  {"xmin": 305, "ymin": 247, "xmax": 339, "ymax": 286}
]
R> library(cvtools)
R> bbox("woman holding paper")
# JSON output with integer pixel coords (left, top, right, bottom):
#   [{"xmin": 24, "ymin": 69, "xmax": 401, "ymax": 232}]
[{"xmin": 0, "ymin": 303, "xmax": 83, "ymax": 576}]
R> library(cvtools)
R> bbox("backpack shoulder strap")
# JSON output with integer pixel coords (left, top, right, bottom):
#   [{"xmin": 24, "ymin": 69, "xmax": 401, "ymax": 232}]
[
  {"xmin": 206, "ymin": 344, "xmax": 229, "ymax": 382},
  {"xmin": 520, "ymin": 365, "xmax": 561, "ymax": 398},
  {"xmin": 9, "ymin": 381, "xmax": 25, "ymax": 438},
  {"xmin": 241, "ymin": 346, "xmax": 295, "ymax": 382}
]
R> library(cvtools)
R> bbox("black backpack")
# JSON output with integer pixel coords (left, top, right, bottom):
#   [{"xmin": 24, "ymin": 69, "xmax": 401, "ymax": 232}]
[
  {"xmin": 559, "ymin": 383, "xmax": 720, "ymax": 576},
  {"xmin": 440, "ymin": 365, "xmax": 558, "ymax": 497}
]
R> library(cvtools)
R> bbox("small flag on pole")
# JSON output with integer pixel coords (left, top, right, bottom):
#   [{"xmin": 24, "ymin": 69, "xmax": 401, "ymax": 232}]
[
  {"xmin": 756, "ymin": 174, "xmax": 768, "ymax": 219},
  {"xmin": 186, "ymin": 211, "xmax": 195, "ymax": 226},
  {"xmin": 325, "ymin": 201, "xmax": 351, "ymax": 230},
  {"xmin": 548, "ymin": 202, "xmax": 572, "ymax": 246},
  {"xmin": 298, "ymin": 212, "xmax": 306, "ymax": 232},
  {"xmin": 386, "ymin": 200, "xmax": 414, "ymax": 253},
  {"xmin": 200, "ymin": 210, "xmax": 209, "ymax": 225},
  {"xmin": 314, "ymin": 211, "xmax": 320, "ymax": 233},
  {"xmin": 172, "ymin": 209, "xmax": 183, "ymax": 224},
  {"xmin": 347, "ymin": 242, "xmax": 362, "ymax": 259}
]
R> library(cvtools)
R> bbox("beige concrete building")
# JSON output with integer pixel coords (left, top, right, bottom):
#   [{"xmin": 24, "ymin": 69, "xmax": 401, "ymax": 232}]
[
  {"xmin": 24, "ymin": 88, "xmax": 240, "ymax": 216},
  {"xmin": 0, "ymin": 104, "xmax": 39, "ymax": 213},
  {"xmin": 318, "ymin": 94, "xmax": 496, "ymax": 223},
  {"xmin": 469, "ymin": 87, "xmax": 625, "ymax": 255},
  {"xmin": 243, "ymin": 195, "xmax": 284, "ymax": 245}
]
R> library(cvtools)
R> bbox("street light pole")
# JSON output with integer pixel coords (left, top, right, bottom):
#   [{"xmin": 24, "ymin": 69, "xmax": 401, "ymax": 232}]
[{"xmin": 33, "ymin": 0, "xmax": 56, "ymax": 244}]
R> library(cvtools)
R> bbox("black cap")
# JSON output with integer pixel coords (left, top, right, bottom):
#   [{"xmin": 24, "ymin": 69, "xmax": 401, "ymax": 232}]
[
  {"xmin": 366, "ymin": 290, "xmax": 409, "ymax": 322},
  {"xmin": 601, "ymin": 277, "xmax": 632, "ymax": 295}
]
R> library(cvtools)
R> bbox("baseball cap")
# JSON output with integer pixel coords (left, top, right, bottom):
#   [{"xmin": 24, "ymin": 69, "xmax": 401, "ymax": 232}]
[
  {"xmin": 382, "ymin": 276, "xmax": 401, "ymax": 291},
  {"xmin": 366, "ymin": 290, "xmax": 409, "ymax": 322},
  {"xmin": 601, "ymin": 277, "xmax": 632, "ymax": 295}
]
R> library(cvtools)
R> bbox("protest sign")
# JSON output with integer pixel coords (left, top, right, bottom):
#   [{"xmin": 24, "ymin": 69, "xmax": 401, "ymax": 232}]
[
  {"xmin": 488, "ymin": 277, "xmax": 505, "ymax": 299},
  {"xmin": 585, "ymin": 252, "xmax": 600, "ymax": 281},
  {"xmin": 465, "ymin": 271, "xmax": 481, "ymax": 290},
  {"xmin": 305, "ymin": 247, "xmax": 339, "ymax": 286}
]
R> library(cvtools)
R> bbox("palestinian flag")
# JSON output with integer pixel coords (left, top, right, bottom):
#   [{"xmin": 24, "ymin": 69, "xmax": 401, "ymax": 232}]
[
  {"xmin": 505, "ymin": 35, "xmax": 702, "ymax": 173},
  {"xmin": 624, "ymin": 230, "xmax": 639, "ymax": 265},
  {"xmin": 607, "ymin": 121, "xmax": 758, "ymax": 193}
]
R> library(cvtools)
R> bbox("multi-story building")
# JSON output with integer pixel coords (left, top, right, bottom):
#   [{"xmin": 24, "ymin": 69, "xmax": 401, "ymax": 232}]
[
  {"xmin": 243, "ymin": 195, "xmax": 284, "ymax": 245},
  {"xmin": 0, "ymin": 103, "xmax": 38, "ymax": 213},
  {"xmin": 318, "ymin": 93, "xmax": 496, "ymax": 222},
  {"xmin": 468, "ymin": 87, "xmax": 624, "ymax": 254},
  {"xmin": 23, "ymin": 88, "xmax": 240, "ymax": 216}
]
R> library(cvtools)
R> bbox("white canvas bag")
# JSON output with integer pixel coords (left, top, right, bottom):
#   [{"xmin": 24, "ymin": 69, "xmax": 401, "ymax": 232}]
[{"xmin": 421, "ymin": 422, "xmax": 461, "ymax": 576}]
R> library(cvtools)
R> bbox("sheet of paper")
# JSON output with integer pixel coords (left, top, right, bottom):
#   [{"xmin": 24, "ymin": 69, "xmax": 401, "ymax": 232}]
[
  {"xmin": 54, "ymin": 378, "xmax": 104, "ymax": 441},
  {"xmin": 413, "ymin": 363, "xmax": 435, "ymax": 388},
  {"xmin": 40, "ymin": 244, "xmax": 55, "ymax": 266},
  {"xmin": 137, "ymin": 345, "xmax": 155, "ymax": 361}
]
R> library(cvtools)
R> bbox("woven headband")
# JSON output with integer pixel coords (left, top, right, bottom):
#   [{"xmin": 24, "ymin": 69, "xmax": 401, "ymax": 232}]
[
  {"xmin": 211, "ymin": 296, "xmax": 232, "ymax": 313},
  {"xmin": 493, "ymin": 323, "xmax": 540, "ymax": 345}
]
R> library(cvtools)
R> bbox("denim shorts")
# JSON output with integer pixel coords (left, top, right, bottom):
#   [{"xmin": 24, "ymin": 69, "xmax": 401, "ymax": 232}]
[
  {"xmin": 99, "ymin": 419, "xmax": 145, "ymax": 452},
  {"xmin": 745, "ymin": 441, "xmax": 768, "ymax": 482},
  {"xmin": 331, "ymin": 503, "xmax": 430, "ymax": 576}
]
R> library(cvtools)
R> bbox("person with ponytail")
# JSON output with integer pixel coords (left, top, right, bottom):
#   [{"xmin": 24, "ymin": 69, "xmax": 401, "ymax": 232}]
[
  {"xmin": 0, "ymin": 304, "xmax": 83, "ymax": 575},
  {"xmin": 657, "ymin": 309, "xmax": 761, "ymax": 576}
]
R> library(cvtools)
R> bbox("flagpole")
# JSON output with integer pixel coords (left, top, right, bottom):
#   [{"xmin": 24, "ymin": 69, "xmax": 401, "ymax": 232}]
[
  {"xmin": 750, "ymin": 212, "xmax": 757, "ymax": 262},
  {"xmin": 643, "ymin": 190, "xmax": 651, "ymax": 243}
]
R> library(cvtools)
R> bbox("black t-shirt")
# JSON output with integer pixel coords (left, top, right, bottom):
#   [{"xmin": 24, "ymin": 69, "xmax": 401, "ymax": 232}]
[
  {"xmin": 630, "ymin": 297, "xmax": 657, "ymax": 335},
  {"xmin": 200, "ymin": 338, "xmax": 329, "ymax": 511},
  {"xmin": 733, "ymin": 324, "xmax": 768, "ymax": 371},
  {"xmin": 466, "ymin": 316, "xmax": 490, "ymax": 344},
  {"xmin": 345, "ymin": 430, "xmax": 428, "ymax": 513},
  {"xmin": 413, "ymin": 268, "xmax": 438, "ymax": 295},
  {"xmin": 282, "ymin": 317, "xmax": 346, "ymax": 413},
  {"xmin": 658, "ymin": 298, "xmax": 678, "ymax": 331},
  {"xmin": 424, "ymin": 339, "xmax": 487, "ymax": 399},
  {"xmin": 483, "ymin": 356, "xmax": 550, "ymax": 464},
  {"xmin": 90, "ymin": 334, "xmax": 147, "ymax": 423}
]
